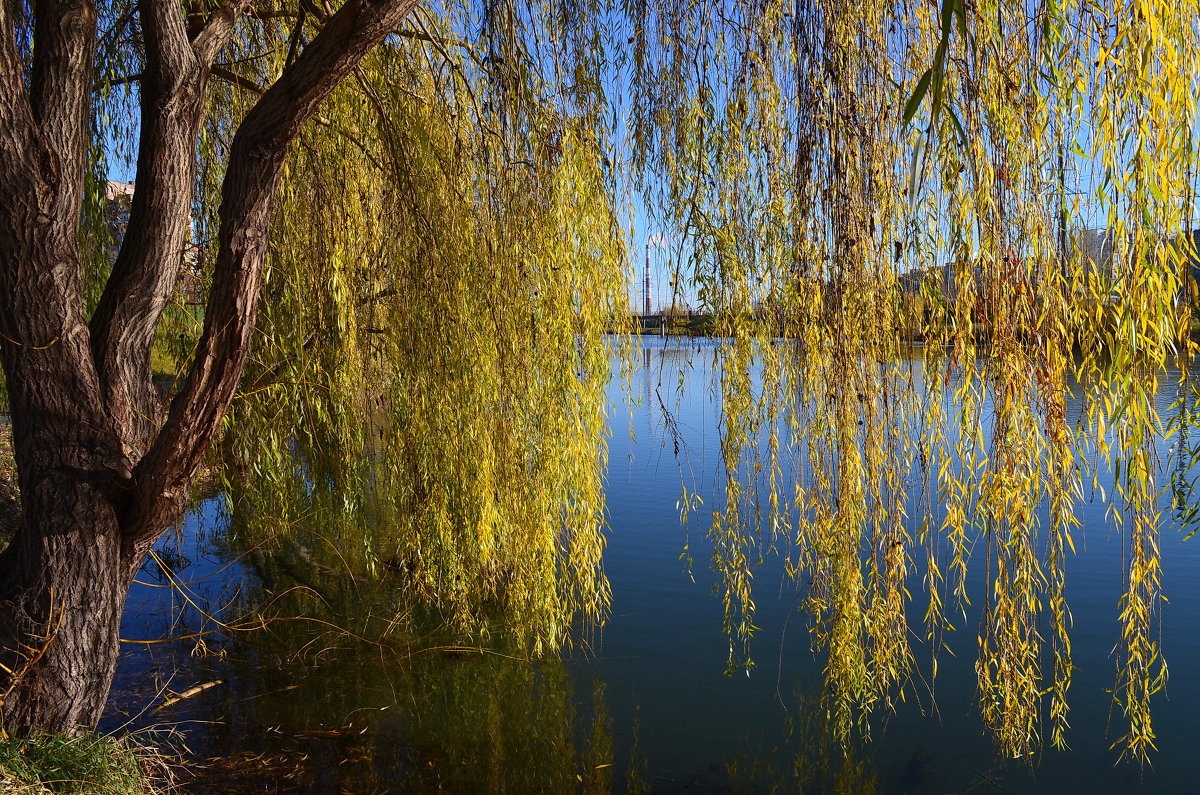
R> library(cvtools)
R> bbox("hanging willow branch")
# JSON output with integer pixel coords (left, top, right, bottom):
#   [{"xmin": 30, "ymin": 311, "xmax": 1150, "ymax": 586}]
[{"xmin": 622, "ymin": 0, "xmax": 1197, "ymax": 763}]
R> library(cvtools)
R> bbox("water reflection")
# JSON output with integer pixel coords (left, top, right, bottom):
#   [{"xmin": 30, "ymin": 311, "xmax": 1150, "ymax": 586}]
[
  {"xmin": 108, "ymin": 497, "xmax": 635, "ymax": 793},
  {"xmin": 102, "ymin": 336, "xmax": 1200, "ymax": 792}
]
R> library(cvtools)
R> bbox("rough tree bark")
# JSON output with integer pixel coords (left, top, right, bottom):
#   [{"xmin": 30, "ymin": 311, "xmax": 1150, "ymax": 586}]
[{"xmin": 0, "ymin": 0, "xmax": 418, "ymax": 733}]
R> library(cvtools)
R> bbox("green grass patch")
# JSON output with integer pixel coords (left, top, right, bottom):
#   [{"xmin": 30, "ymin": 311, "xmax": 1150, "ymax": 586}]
[
  {"xmin": 0, "ymin": 732, "xmax": 168, "ymax": 795},
  {"xmin": 150, "ymin": 301, "xmax": 204, "ymax": 383}
]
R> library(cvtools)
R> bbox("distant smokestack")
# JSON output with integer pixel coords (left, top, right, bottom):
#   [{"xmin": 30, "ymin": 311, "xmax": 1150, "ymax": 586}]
[{"xmin": 644, "ymin": 243, "xmax": 652, "ymax": 315}]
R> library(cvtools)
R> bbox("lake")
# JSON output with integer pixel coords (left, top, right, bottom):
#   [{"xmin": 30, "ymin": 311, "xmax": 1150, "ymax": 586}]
[{"xmin": 102, "ymin": 335, "xmax": 1200, "ymax": 793}]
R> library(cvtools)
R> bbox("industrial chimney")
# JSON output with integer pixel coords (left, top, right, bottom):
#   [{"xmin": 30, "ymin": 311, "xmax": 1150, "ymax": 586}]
[{"xmin": 644, "ymin": 242, "xmax": 652, "ymax": 316}]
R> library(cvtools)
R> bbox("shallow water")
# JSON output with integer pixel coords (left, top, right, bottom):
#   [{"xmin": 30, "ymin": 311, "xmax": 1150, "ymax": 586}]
[{"xmin": 103, "ymin": 336, "xmax": 1200, "ymax": 793}]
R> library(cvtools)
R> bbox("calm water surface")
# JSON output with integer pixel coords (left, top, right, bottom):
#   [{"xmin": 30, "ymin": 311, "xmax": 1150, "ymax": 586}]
[{"xmin": 102, "ymin": 336, "xmax": 1200, "ymax": 793}]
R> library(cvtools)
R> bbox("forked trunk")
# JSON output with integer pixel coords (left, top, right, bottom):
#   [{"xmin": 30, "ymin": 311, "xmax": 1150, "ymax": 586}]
[{"xmin": 0, "ymin": 0, "xmax": 419, "ymax": 735}]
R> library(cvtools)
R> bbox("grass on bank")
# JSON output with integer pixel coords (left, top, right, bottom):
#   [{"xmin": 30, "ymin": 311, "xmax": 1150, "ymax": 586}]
[{"xmin": 0, "ymin": 732, "xmax": 170, "ymax": 795}]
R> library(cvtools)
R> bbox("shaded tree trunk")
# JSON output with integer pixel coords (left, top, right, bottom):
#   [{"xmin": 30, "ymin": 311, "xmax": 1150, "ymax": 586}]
[
  {"xmin": 0, "ymin": 0, "xmax": 418, "ymax": 734},
  {"xmin": 0, "ymin": 295, "xmax": 147, "ymax": 729},
  {"xmin": 0, "ymin": 490, "xmax": 133, "ymax": 731}
]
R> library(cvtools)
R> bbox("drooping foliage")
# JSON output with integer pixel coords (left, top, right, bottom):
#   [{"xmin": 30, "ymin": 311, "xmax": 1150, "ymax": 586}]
[
  {"xmin": 167, "ymin": 4, "xmax": 631, "ymax": 653},
  {"xmin": 621, "ymin": 0, "xmax": 1200, "ymax": 763},
  {"xmin": 74, "ymin": 0, "xmax": 1200, "ymax": 764}
]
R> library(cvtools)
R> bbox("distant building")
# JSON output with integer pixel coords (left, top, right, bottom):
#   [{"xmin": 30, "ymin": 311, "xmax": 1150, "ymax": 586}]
[
  {"xmin": 1075, "ymin": 227, "xmax": 1200, "ymax": 307},
  {"xmin": 102, "ymin": 180, "xmax": 205, "ymax": 305},
  {"xmin": 104, "ymin": 181, "xmax": 134, "ymax": 263},
  {"xmin": 1076, "ymin": 228, "xmax": 1113, "ymax": 281},
  {"xmin": 894, "ymin": 228, "xmax": 1200, "ymax": 306}
]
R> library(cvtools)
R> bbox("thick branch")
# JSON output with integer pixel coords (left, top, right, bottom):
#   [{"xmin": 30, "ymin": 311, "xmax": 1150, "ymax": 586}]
[
  {"xmin": 28, "ymin": 0, "xmax": 95, "ymax": 233},
  {"xmin": 89, "ymin": 0, "xmax": 210, "ymax": 444},
  {"xmin": 1, "ymin": 0, "xmax": 99, "ymax": 413},
  {"xmin": 0, "ymin": 0, "xmax": 50, "ymax": 204},
  {"xmin": 129, "ymin": 0, "xmax": 420, "ymax": 546},
  {"xmin": 191, "ymin": 0, "xmax": 251, "ymax": 66},
  {"xmin": 0, "ymin": 0, "xmax": 127, "ymax": 499}
]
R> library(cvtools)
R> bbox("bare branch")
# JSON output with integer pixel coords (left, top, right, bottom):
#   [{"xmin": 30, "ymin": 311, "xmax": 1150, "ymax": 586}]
[
  {"xmin": 212, "ymin": 64, "xmax": 265, "ymax": 95},
  {"xmin": 284, "ymin": 8, "xmax": 307, "ymax": 65},
  {"xmin": 191, "ymin": 0, "xmax": 251, "ymax": 66},
  {"xmin": 98, "ymin": 71, "xmax": 142, "ymax": 89}
]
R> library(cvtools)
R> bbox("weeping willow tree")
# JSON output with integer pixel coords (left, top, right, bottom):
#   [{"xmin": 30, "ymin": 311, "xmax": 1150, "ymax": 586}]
[
  {"xmin": 0, "ymin": 0, "xmax": 1197, "ymax": 766},
  {"xmin": 0, "ymin": 0, "xmax": 625, "ymax": 734}
]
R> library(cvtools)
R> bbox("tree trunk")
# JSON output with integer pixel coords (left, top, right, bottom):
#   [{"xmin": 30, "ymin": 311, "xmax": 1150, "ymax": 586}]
[
  {"xmin": 0, "ymin": 485, "xmax": 134, "ymax": 732},
  {"xmin": 0, "ymin": 0, "xmax": 419, "ymax": 735}
]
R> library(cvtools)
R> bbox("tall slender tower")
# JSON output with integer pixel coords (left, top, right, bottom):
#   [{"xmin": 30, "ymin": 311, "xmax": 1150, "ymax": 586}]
[{"xmin": 644, "ymin": 242, "xmax": 652, "ymax": 316}]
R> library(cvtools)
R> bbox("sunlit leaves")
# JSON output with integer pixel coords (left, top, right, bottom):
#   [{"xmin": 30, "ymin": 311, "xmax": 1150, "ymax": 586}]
[
  {"xmin": 625, "ymin": 0, "xmax": 1199, "ymax": 765},
  {"xmin": 206, "ymin": 7, "xmax": 629, "ymax": 657},
  {"xmin": 87, "ymin": 0, "xmax": 1200, "ymax": 766}
]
